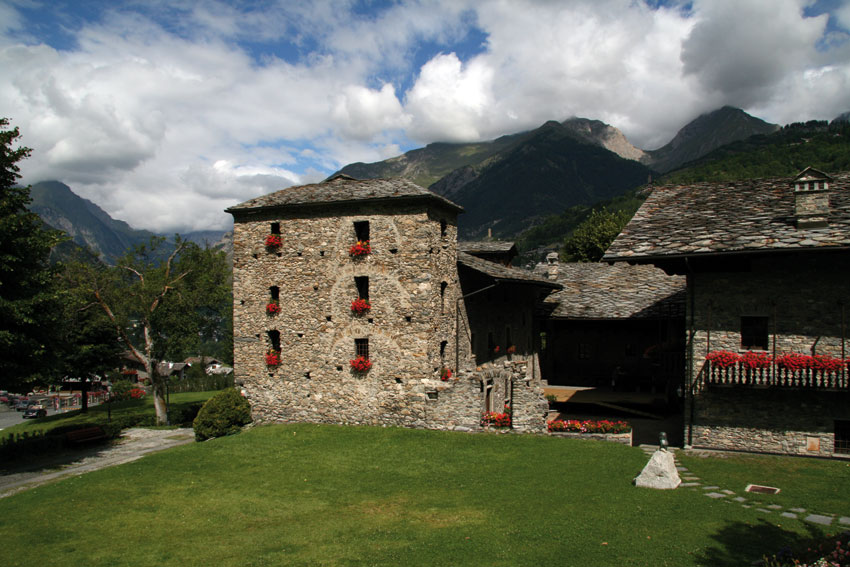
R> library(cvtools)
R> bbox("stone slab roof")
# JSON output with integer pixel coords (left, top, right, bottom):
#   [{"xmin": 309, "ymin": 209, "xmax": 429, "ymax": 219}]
[
  {"xmin": 458, "ymin": 252, "xmax": 561, "ymax": 289},
  {"xmin": 458, "ymin": 241, "xmax": 517, "ymax": 254},
  {"xmin": 535, "ymin": 262, "xmax": 685, "ymax": 319},
  {"xmin": 226, "ymin": 174, "xmax": 463, "ymax": 214},
  {"xmin": 604, "ymin": 171, "xmax": 850, "ymax": 261}
]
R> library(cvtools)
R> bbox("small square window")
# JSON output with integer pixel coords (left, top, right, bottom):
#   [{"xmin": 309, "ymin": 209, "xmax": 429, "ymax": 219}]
[
  {"xmin": 355, "ymin": 338, "xmax": 369, "ymax": 359},
  {"xmin": 741, "ymin": 316, "xmax": 769, "ymax": 350}
]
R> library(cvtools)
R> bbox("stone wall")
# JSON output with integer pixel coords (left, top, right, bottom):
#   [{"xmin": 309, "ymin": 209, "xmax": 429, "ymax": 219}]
[
  {"xmin": 686, "ymin": 251, "xmax": 849, "ymax": 456},
  {"xmin": 231, "ymin": 199, "xmax": 548, "ymax": 433}
]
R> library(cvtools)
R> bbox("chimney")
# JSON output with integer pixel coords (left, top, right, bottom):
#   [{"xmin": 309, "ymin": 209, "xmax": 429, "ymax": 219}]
[
  {"xmin": 545, "ymin": 252, "xmax": 559, "ymax": 280},
  {"xmin": 793, "ymin": 167, "xmax": 831, "ymax": 229}
]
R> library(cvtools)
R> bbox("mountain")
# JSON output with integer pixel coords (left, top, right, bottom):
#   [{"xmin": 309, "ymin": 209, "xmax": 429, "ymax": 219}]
[
  {"xmin": 28, "ymin": 181, "xmax": 229, "ymax": 263},
  {"xmin": 646, "ymin": 106, "xmax": 779, "ymax": 173},
  {"xmin": 429, "ymin": 121, "xmax": 651, "ymax": 238}
]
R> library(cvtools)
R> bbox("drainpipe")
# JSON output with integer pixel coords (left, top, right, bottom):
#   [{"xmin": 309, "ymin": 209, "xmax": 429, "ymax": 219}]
[
  {"xmin": 842, "ymin": 303, "xmax": 846, "ymax": 386},
  {"xmin": 456, "ymin": 282, "xmax": 499, "ymax": 372},
  {"xmin": 685, "ymin": 257, "xmax": 696, "ymax": 447}
]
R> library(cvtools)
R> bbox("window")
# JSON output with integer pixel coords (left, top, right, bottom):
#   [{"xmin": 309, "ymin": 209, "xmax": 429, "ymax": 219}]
[
  {"xmin": 440, "ymin": 281, "xmax": 448, "ymax": 313},
  {"xmin": 505, "ymin": 327, "xmax": 512, "ymax": 350},
  {"xmin": 267, "ymin": 330, "xmax": 280, "ymax": 352},
  {"xmin": 269, "ymin": 286, "xmax": 279, "ymax": 301},
  {"xmin": 270, "ymin": 222, "xmax": 280, "ymax": 234},
  {"xmin": 741, "ymin": 316, "xmax": 769, "ymax": 350},
  {"xmin": 440, "ymin": 340, "xmax": 448, "ymax": 365},
  {"xmin": 440, "ymin": 219, "xmax": 447, "ymax": 238},
  {"xmin": 355, "ymin": 338, "xmax": 369, "ymax": 359},
  {"xmin": 355, "ymin": 276, "xmax": 369, "ymax": 300},
  {"xmin": 835, "ymin": 420, "xmax": 850, "ymax": 454},
  {"xmin": 354, "ymin": 220, "xmax": 369, "ymax": 242}
]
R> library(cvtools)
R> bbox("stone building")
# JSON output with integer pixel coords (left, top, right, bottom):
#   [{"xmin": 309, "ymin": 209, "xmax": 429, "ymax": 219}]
[
  {"xmin": 226, "ymin": 175, "xmax": 559, "ymax": 432},
  {"xmin": 604, "ymin": 168, "xmax": 850, "ymax": 456}
]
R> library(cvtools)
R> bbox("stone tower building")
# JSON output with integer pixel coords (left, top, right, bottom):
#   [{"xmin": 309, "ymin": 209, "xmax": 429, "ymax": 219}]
[{"xmin": 227, "ymin": 175, "xmax": 482, "ymax": 428}]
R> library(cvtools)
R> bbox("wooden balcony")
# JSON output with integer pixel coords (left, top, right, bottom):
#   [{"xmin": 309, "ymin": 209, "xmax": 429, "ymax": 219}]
[{"xmin": 703, "ymin": 362, "xmax": 849, "ymax": 390}]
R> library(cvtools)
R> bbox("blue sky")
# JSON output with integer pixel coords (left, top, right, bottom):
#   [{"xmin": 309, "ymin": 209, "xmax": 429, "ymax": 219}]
[{"xmin": 1, "ymin": 0, "xmax": 849, "ymax": 233}]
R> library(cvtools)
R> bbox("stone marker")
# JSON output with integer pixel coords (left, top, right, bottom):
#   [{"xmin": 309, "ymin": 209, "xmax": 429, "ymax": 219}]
[{"xmin": 634, "ymin": 449, "xmax": 681, "ymax": 489}]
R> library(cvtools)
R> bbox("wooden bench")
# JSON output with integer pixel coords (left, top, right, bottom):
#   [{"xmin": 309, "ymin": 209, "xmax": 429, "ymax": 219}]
[{"xmin": 66, "ymin": 426, "xmax": 107, "ymax": 444}]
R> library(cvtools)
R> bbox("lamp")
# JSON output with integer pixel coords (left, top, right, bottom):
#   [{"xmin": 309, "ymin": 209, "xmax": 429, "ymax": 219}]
[{"xmin": 659, "ymin": 431, "xmax": 669, "ymax": 451}]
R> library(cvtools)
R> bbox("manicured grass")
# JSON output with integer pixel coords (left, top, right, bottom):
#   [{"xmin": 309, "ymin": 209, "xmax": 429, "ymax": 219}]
[
  {"xmin": 677, "ymin": 449, "xmax": 850, "ymax": 516},
  {"xmin": 0, "ymin": 424, "xmax": 842, "ymax": 567}
]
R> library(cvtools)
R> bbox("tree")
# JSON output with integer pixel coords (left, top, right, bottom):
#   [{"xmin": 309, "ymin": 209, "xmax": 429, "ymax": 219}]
[
  {"xmin": 0, "ymin": 118, "xmax": 64, "ymax": 391},
  {"xmin": 562, "ymin": 208, "xmax": 631, "ymax": 263},
  {"xmin": 64, "ymin": 236, "xmax": 230, "ymax": 423}
]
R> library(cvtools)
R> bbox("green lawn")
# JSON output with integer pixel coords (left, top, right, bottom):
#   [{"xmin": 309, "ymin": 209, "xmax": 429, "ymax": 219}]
[{"xmin": 0, "ymin": 424, "xmax": 845, "ymax": 567}]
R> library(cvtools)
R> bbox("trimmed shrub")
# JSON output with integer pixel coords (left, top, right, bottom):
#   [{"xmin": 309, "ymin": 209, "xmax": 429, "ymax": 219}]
[{"xmin": 193, "ymin": 388, "xmax": 252, "ymax": 441}]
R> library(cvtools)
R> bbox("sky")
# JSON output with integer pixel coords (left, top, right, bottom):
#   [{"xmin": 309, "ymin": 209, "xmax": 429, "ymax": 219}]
[{"xmin": 2, "ymin": 0, "xmax": 849, "ymax": 234}]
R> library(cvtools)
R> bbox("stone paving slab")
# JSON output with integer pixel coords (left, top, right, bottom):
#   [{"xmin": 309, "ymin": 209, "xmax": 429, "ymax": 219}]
[
  {"xmin": 767, "ymin": 504, "xmax": 783, "ymax": 510},
  {"xmin": 790, "ymin": 508, "xmax": 807, "ymax": 513},
  {"xmin": 681, "ymin": 482, "xmax": 701, "ymax": 487},
  {"xmin": 721, "ymin": 489, "xmax": 735, "ymax": 495},
  {"xmin": 702, "ymin": 485, "xmax": 720, "ymax": 490},
  {"xmin": 705, "ymin": 492, "xmax": 726, "ymax": 499},
  {"xmin": 804, "ymin": 514, "xmax": 834, "ymax": 526},
  {"xmin": 733, "ymin": 497, "xmax": 747, "ymax": 503},
  {"xmin": 757, "ymin": 508, "xmax": 772, "ymax": 514},
  {"xmin": 781, "ymin": 512, "xmax": 798, "ymax": 519},
  {"xmin": 840, "ymin": 517, "xmax": 850, "ymax": 526}
]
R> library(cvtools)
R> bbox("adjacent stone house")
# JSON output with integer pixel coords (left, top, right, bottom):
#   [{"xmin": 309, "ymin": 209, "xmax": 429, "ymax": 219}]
[
  {"xmin": 604, "ymin": 168, "xmax": 850, "ymax": 456},
  {"xmin": 226, "ymin": 175, "xmax": 559, "ymax": 432}
]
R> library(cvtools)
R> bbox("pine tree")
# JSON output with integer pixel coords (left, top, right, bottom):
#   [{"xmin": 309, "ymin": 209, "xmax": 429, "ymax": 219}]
[{"xmin": 0, "ymin": 118, "xmax": 64, "ymax": 391}]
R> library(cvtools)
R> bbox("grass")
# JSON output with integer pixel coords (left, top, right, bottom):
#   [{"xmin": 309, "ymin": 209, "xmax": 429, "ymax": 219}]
[
  {"xmin": 1, "ymin": 424, "xmax": 846, "ymax": 567},
  {"xmin": 677, "ymin": 449, "xmax": 850, "ymax": 516}
]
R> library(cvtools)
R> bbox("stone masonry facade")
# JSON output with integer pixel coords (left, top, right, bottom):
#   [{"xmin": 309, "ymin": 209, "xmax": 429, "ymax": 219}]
[
  {"xmin": 229, "ymin": 178, "xmax": 548, "ymax": 433},
  {"xmin": 687, "ymin": 252, "xmax": 850, "ymax": 457}
]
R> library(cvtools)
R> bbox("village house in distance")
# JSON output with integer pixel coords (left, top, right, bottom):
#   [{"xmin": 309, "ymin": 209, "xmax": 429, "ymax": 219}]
[
  {"xmin": 604, "ymin": 167, "xmax": 850, "ymax": 457},
  {"xmin": 226, "ymin": 175, "xmax": 560, "ymax": 432}
]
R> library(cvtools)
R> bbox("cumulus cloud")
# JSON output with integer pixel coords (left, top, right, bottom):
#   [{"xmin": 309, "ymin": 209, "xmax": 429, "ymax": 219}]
[{"xmin": 1, "ymin": 0, "xmax": 848, "ymax": 233}]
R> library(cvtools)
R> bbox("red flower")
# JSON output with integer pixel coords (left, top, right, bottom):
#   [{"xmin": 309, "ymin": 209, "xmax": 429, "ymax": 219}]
[
  {"xmin": 481, "ymin": 411, "xmax": 511, "ymax": 428},
  {"xmin": 776, "ymin": 353, "xmax": 814, "ymax": 371},
  {"xmin": 266, "ymin": 302, "xmax": 281, "ymax": 315},
  {"xmin": 740, "ymin": 351, "xmax": 772, "ymax": 369},
  {"xmin": 350, "ymin": 298, "xmax": 371, "ymax": 314},
  {"xmin": 265, "ymin": 350, "xmax": 281, "ymax": 366},
  {"xmin": 440, "ymin": 367, "xmax": 452, "ymax": 381},
  {"xmin": 547, "ymin": 419, "xmax": 631, "ymax": 434},
  {"xmin": 812, "ymin": 354, "xmax": 845, "ymax": 372},
  {"xmin": 350, "ymin": 355, "xmax": 372, "ymax": 372},
  {"xmin": 349, "ymin": 240, "xmax": 371, "ymax": 256},
  {"xmin": 265, "ymin": 234, "xmax": 282, "ymax": 248},
  {"xmin": 493, "ymin": 345, "xmax": 500, "ymax": 353},
  {"xmin": 706, "ymin": 350, "xmax": 742, "ymax": 369}
]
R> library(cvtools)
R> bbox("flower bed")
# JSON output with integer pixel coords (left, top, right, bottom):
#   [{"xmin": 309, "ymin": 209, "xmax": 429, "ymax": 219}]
[
  {"xmin": 349, "ymin": 240, "xmax": 371, "ymax": 257},
  {"xmin": 350, "ymin": 356, "xmax": 372, "ymax": 373},
  {"xmin": 547, "ymin": 419, "xmax": 632, "ymax": 445},
  {"xmin": 481, "ymin": 411, "xmax": 511, "ymax": 428},
  {"xmin": 350, "ymin": 298, "xmax": 371, "ymax": 314}
]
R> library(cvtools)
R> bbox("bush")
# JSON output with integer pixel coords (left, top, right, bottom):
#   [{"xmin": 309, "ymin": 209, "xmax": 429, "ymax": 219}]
[
  {"xmin": 192, "ymin": 388, "xmax": 252, "ymax": 441},
  {"xmin": 110, "ymin": 380, "xmax": 141, "ymax": 401}
]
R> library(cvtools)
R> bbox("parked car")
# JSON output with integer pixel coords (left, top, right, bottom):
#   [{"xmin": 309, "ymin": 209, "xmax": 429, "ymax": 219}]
[
  {"xmin": 14, "ymin": 398, "xmax": 31, "ymax": 411},
  {"xmin": 23, "ymin": 405, "xmax": 47, "ymax": 419}
]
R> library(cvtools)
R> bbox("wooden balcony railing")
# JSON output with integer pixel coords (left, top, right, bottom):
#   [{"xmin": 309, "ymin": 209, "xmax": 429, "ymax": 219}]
[{"xmin": 705, "ymin": 363, "xmax": 849, "ymax": 390}]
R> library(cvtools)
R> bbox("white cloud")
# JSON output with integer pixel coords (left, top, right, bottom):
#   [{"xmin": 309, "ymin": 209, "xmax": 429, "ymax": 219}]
[{"xmin": 1, "ymin": 0, "xmax": 848, "ymax": 233}]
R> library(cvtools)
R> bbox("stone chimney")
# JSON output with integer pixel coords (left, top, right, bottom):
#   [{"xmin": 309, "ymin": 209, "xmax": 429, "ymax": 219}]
[
  {"xmin": 545, "ymin": 252, "xmax": 559, "ymax": 281},
  {"xmin": 793, "ymin": 167, "xmax": 832, "ymax": 229}
]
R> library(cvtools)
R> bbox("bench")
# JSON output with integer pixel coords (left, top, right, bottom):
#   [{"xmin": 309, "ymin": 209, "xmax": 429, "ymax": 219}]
[{"xmin": 66, "ymin": 426, "xmax": 108, "ymax": 444}]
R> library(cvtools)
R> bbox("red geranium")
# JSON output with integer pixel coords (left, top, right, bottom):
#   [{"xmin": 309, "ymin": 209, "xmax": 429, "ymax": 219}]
[
  {"xmin": 740, "ymin": 351, "xmax": 772, "ymax": 369},
  {"xmin": 812, "ymin": 354, "xmax": 845, "ymax": 372},
  {"xmin": 440, "ymin": 367, "xmax": 452, "ymax": 381},
  {"xmin": 706, "ymin": 350, "xmax": 741, "ymax": 368},
  {"xmin": 266, "ymin": 301, "xmax": 281, "ymax": 315},
  {"xmin": 350, "ymin": 355, "xmax": 372, "ymax": 372},
  {"xmin": 265, "ymin": 350, "xmax": 281, "ymax": 366},
  {"xmin": 265, "ymin": 234, "xmax": 282, "ymax": 248},
  {"xmin": 776, "ymin": 353, "xmax": 814, "ymax": 371},
  {"xmin": 481, "ymin": 411, "xmax": 511, "ymax": 428},
  {"xmin": 349, "ymin": 240, "xmax": 371, "ymax": 256},
  {"xmin": 350, "ymin": 298, "xmax": 371, "ymax": 314}
]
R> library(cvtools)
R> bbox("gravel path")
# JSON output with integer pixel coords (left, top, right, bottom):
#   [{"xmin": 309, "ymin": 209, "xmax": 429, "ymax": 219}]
[{"xmin": 0, "ymin": 428, "xmax": 194, "ymax": 498}]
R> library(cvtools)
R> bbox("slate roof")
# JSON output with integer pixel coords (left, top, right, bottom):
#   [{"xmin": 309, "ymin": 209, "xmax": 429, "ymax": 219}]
[
  {"xmin": 536, "ymin": 262, "xmax": 685, "ymax": 319},
  {"xmin": 458, "ymin": 252, "xmax": 561, "ymax": 289},
  {"xmin": 458, "ymin": 241, "xmax": 517, "ymax": 254},
  {"xmin": 603, "ymin": 171, "xmax": 850, "ymax": 261},
  {"xmin": 226, "ymin": 174, "xmax": 463, "ymax": 214}
]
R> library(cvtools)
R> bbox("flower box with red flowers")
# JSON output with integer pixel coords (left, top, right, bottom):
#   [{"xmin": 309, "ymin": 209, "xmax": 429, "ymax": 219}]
[
  {"xmin": 350, "ymin": 355, "xmax": 372, "ymax": 372},
  {"xmin": 812, "ymin": 354, "xmax": 846, "ymax": 373},
  {"xmin": 440, "ymin": 367, "xmax": 452, "ymax": 381},
  {"xmin": 705, "ymin": 350, "xmax": 741, "ymax": 368},
  {"xmin": 481, "ymin": 411, "xmax": 511, "ymax": 428},
  {"xmin": 776, "ymin": 353, "xmax": 814, "ymax": 371},
  {"xmin": 266, "ymin": 301, "xmax": 281, "ymax": 315},
  {"xmin": 740, "ymin": 351, "xmax": 772, "ymax": 370},
  {"xmin": 349, "ymin": 240, "xmax": 371, "ymax": 257},
  {"xmin": 265, "ymin": 350, "xmax": 281, "ymax": 366},
  {"xmin": 547, "ymin": 419, "xmax": 631, "ymax": 434},
  {"xmin": 265, "ymin": 234, "xmax": 282, "ymax": 248},
  {"xmin": 350, "ymin": 298, "xmax": 371, "ymax": 314}
]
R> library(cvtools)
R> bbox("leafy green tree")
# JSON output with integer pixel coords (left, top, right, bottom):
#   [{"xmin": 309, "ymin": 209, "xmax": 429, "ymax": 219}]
[
  {"xmin": 64, "ymin": 236, "xmax": 231, "ymax": 424},
  {"xmin": 562, "ymin": 208, "xmax": 631, "ymax": 262},
  {"xmin": 0, "ymin": 118, "xmax": 65, "ymax": 391}
]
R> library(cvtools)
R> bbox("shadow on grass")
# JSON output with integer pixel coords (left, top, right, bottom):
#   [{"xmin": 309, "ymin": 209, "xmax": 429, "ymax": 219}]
[{"xmin": 695, "ymin": 518, "xmax": 829, "ymax": 567}]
